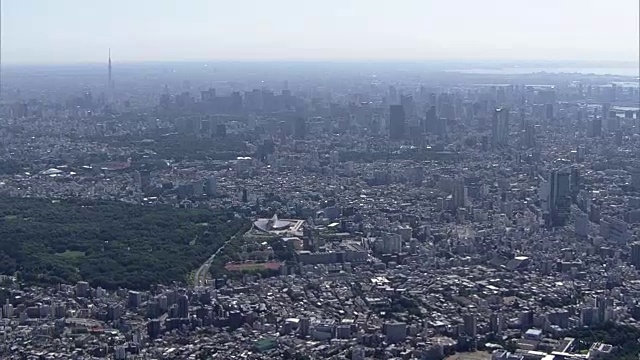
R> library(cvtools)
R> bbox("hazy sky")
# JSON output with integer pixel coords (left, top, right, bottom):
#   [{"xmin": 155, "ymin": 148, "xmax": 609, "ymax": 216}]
[{"xmin": 2, "ymin": 0, "xmax": 639, "ymax": 64}]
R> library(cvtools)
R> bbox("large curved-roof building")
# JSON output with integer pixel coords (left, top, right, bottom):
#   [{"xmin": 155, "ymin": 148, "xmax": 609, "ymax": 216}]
[
  {"xmin": 252, "ymin": 215, "xmax": 305, "ymax": 237},
  {"xmin": 254, "ymin": 214, "xmax": 291, "ymax": 232}
]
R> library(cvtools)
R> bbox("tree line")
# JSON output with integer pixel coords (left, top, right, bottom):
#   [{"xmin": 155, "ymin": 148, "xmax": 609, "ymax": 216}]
[{"xmin": 0, "ymin": 196, "xmax": 248, "ymax": 290}]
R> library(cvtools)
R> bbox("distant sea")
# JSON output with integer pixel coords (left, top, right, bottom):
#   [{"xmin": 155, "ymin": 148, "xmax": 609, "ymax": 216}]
[{"xmin": 448, "ymin": 67, "xmax": 640, "ymax": 77}]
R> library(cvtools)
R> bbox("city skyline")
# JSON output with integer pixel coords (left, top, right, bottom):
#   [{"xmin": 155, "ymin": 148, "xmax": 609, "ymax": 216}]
[{"xmin": 1, "ymin": 1, "xmax": 640, "ymax": 358}]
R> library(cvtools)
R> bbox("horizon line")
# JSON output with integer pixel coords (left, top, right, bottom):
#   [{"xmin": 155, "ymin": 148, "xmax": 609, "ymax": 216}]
[{"xmin": 2, "ymin": 58, "xmax": 639, "ymax": 68}]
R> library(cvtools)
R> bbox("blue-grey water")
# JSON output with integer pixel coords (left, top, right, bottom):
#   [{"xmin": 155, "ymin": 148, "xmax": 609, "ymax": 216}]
[{"xmin": 448, "ymin": 67, "xmax": 639, "ymax": 77}]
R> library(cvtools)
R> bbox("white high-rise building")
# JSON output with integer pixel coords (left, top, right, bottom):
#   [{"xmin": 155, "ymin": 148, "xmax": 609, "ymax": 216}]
[{"xmin": 3, "ymin": 301, "xmax": 14, "ymax": 318}]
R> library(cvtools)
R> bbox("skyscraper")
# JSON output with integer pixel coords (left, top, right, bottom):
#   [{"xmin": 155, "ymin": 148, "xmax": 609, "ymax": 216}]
[
  {"xmin": 108, "ymin": 48, "xmax": 113, "ymax": 100},
  {"xmin": 177, "ymin": 294, "xmax": 189, "ymax": 318},
  {"xmin": 602, "ymin": 103, "xmax": 611, "ymax": 120},
  {"xmin": 147, "ymin": 319, "xmax": 161, "ymax": 339},
  {"xmin": 631, "ymin": 242, "xmax": 640, "ymax": 267},
  {"xmin": 590, "ymin": 118, "xmax": 602, "ymax": 137},
  {"xmin": 452, "ymin": 178, "xmax": 467, "ymax": 210},
  {"xmin": 425, "ymin": 105, "xmax": 437, "ymax": 134},
  {"xmin": 294, "ymin": 117, "xmax": 307, "ymax": 140},
  {"xmin": 400, "ymin": 94, "xmax": 414, "ymax": 115},
  {"xmin": 570, "ymin": 166, "xmax": 580, "ymax": 192},
  {"xmin": 205, "ymin": 176, "xmax": 217, "ymax": 196},
  {"xmin": 388, "ymin": 85, "xmax": 398, "ymax": 104},
  {"xmin": 632, "ymin": 168, "xmax": 640, "ymax": 190},
  {"xmin": 522, "ymin": 121, "xmax": 536, "ymax": 149},
  {"xmin": 492, "ymin": 107, "xmax": 509, "ymax": 148},
  {"xmin": 549, "ymin": 170, "xmax": 571, "ymax": 227},
  {"xmin": 463, "ymin": 314, "xmax": 477, "ymax": 337},
  {"xmin": 75, "ymin": 281, "xmax": 90, "ymax": 298},
  {"xmin": 425, "ymin": 106, "xmax": 446, "ymax": 136},
  {"xmin": 545, "ymin": 103, "xmax": 554, "ymax": 120},
  {"xmin": 384, "ymin": 321, "xmax": 407, "ymax": 343},
  {"xmin": 128, "ymin": 290, "xmax": 141, "ymax": 308},
  {"xmin": 575, "ymin": 210, "xmax": 589, "ymax": 238},
  {"xmin": 389, "ymin": 105, "xmax": 406, "ymax": 140}
]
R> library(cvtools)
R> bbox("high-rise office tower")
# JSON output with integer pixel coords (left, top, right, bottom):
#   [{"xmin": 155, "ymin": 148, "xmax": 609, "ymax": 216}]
[
  {"xmin": 452, "ymin": 178, "xmax": 467, "ymax": 210},
  {"xmin": 440, "ymin": 101, "xmax": 456, "ymax": 123},
  {"xmin": 489, "ymin": 313, "xmax": 505, "ymax": 334},
  {"xmin": 602, "ymin": 103, "xmax": 611, "ymax": 120},
  {"xmin": 608, "ymin": 114, "xmax": 621, "ymax": 133},
  {"xmin": 545, "ymin": 103, "xmax": 554, "ymax": 120},
  {"xmin": 631, "ymin": 242, "xmax": 640, "ymax": 267},
  {"xmin": 400, "ymin": 94, "xmax": 415, "ymax": 119},
  {"xmin": 293, "ymin": 117, "xmax": 307, "ymax": 140},
  {"xmin": 522, "ymin": 121, "xmax": 536, "ymax": 149},
  {"xmin": 128, "ymin": 291, "xmax": 141, "ymax": 308},
  {"xmin": 147, "ymin": 319, "xmax": 161, "ymax": 339},
  {"xmin": 230, "ymin": 91, "xmax": 243, "ymax": 112},
  {"xmin": 384, "ymin": 321, "xmax": 407, "ymax": 343},
  {"xmin": 205, "ymin": 176, "xmax": 217, "ymax": 196},
  {"xmin": 550, "ymin": 170, "xmax": 571, "ymax": 202},
  {"xmin": 492, "ymin": 107, "xmax": 509, "ymax": 148},
  {"xmin": 631, "ymin": 168, "xmax": 640, "ymax": 190},
  {"xmin": 590, "ymin": 118, "xmax": 602, "ymax": 137},
  {"xmin": 614, "ymin": 130, "xmax": 623, "ymax": 146},
  {"xmin": 576, "ymin": 146, "xmax": 585, "ymax": 163},
  {"xmin": 570, "ymin": 166, "xmax": 580, "ymax": 192},
  {"xmin": 519, "ymin": 106, "xmax": 526, "ymax": 125},
  {"xmin": 435, "ymin": 117, "xmax": 447, "ymax": 137},
  {"xmin": 75, "ymin": 281, "xmax": 90, "ymax": 298},
  {"xmin": 147, "ymin": 301, "xmax": 160, "ymax": 319},
  {"xmin": 549, "ymin": 170, "xmax": 571, "ymax": 226},
  {"xmin": 177, "ymin": 294, "xmax": 189, "ymax": 318},
  {"xmin": 463, "ymin": 314, "xmax": 477, "ymax": 337},
  {"xmin": 425, "ymin": 105, "xmax": 447, "ymax": 137},
  {"xmin": 425, "ymin": 106, "xmax": 437, "ymax": 134},
  {"xmin": 388, "ymin": 86, "xmax": 398, "ymax": 104},
  {"xmin": 575, "ymin": 210, "xmax": 589, "ymax": 238},
  {"xmin": 299, "ymin": 317, "xmax": 310, "ymax": 338},
  {"xmin": 389, "ymin": 105, "xmax": 406, "ymax": 140}
]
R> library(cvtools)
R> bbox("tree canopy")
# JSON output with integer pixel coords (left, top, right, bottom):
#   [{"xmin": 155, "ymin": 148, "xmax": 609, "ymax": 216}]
[
  {"xmin": 0, "ymin": 197, "xmax": 248, "ymax": 290},
  {"xmin": 566, "ymin": 322, "xmax": 640, "ymax": 360}
]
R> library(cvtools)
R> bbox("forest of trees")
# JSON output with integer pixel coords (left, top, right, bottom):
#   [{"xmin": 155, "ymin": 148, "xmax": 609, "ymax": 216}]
[
  {"xmin": 566, "ymin": 322, "xmax": 640, "ymax": 359},
  {"xmin": 148, "ymin": 134, "xmax": 250, "ymax": 161},
  {"xmin": 0, "ymin": 197, "xmax": 248, "ymax": 290}
]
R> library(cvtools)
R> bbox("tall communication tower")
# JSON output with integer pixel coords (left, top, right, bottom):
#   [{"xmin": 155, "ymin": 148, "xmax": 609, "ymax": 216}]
[{"xmin": 108, "ymin": 48, "xmax": 112, "ymax": 95}]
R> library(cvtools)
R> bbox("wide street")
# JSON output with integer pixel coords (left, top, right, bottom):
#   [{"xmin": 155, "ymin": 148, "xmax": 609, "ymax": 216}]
[{"xmin": 193, "ymin": 228, "xmax": 245, "ymax": 287}]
